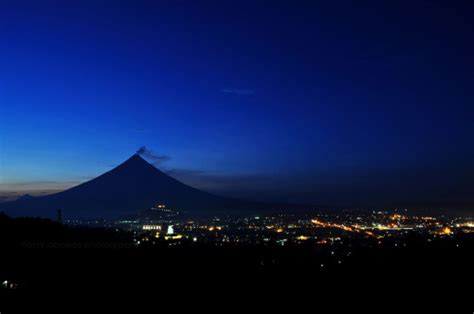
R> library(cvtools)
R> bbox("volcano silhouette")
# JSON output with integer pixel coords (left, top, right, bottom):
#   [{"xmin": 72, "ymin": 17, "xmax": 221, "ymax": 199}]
[{"xmin": 0, "ymin": 154, "xmax": 289, "ymax": 219}]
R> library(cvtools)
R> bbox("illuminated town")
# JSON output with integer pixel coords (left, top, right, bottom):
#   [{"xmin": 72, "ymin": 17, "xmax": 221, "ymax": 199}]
[{"xmin": 66, "ymin": 204, "xmax": 474, "ymax": 251}]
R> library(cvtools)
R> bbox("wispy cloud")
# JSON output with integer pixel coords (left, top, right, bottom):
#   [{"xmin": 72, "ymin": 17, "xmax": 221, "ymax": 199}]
[
  {"xmin": 165, "ymin": 168, "xmax": 270, "ymax": 191},
  {"xmin": 0, "ymin": 180, "xmax": 80, "ymax": 192},
  {"xmin": 136, "ymin": 146, "xmax": 171, "ymax": 166},
  {"xmin": 135, "ymin": 151, "xmax": 268, "ymax": 192},
  {"xmin": 221, "ymin": 88, "xmax": 256, "ymax": 96}
]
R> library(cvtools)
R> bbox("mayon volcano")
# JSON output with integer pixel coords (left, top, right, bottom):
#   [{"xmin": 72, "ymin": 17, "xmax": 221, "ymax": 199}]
[{"xmin": 0, "ymin": 154, "xmax": 295, "ymax": 219}]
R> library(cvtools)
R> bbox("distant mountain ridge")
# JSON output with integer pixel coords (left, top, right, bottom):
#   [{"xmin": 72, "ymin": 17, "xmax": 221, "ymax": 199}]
[
  {"xmin": 16, "ymin": 194, "xmax": 35, "ymax": 201},
  {"xmin": 0, "ymin": 154, "xmax": 305, "ymax": 219}
]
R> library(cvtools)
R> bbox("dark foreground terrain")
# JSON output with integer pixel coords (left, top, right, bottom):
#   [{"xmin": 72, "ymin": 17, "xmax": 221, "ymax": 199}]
[{"xmin": 0, "ymin": 213, "xmax": 472, "ymax": 310}]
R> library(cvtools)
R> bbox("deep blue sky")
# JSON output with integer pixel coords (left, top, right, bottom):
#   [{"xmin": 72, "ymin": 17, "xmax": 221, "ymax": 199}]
[{"xmin": 1, "ymin": 0, "xmax": 473, "ymax": 207}]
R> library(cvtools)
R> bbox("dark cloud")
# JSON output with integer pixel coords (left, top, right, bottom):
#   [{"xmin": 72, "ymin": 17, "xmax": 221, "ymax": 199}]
[
  {"xmin": 136, "ymin": 146, "xmax": 171, "ymax": 166},
  {"xmin": 165, "ymin": 168, "xmax": 206, "ymax": 177},
  {"xmin": 165, "ymin": 168, "xmax": 273, "ymax": 195},
  {"xmin": 165, "ymin": 162, "xmax": 474, "ymax": 208}
]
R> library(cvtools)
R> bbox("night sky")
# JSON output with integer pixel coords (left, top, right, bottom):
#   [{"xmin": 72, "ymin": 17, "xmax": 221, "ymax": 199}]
[{"xmin": 1, "ymin": 0, "xmax": 473, "ymax": 207}]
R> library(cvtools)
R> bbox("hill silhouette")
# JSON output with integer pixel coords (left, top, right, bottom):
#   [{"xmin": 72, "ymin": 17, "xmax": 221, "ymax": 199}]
[{"xmin": 0, "ymin": 154, "xmax": 301, "ymax": 219}]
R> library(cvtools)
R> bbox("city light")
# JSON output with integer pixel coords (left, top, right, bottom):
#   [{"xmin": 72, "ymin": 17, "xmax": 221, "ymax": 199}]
[
  {"xmin": 441, "ymin": 227, "xmax": 453, "ymax": 235},
  {"xmin": 311, "ymin": 219, "xmax": 354, "ymax": 232},
  {"xmin": 143, "ymin": 225, "xmax": 161, "ymax": 231},
  {"xmin": 164, "ymin": 234, "xmax": 183, "ymax": 240}
]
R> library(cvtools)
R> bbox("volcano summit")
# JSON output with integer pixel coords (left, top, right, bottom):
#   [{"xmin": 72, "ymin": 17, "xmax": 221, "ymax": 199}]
[{"xmin": 0, "ymin": 154, "xmax": 291, "ymax": 219}]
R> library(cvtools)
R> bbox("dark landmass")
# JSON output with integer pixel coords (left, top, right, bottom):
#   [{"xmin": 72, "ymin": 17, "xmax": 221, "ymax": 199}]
[
  {"xmin": 0, "ymin": 213, "xmax": 472, "ymax": 308},
  {"xmin": 0, "ymin": 155, "xmax": 309, "ymax": 219}
]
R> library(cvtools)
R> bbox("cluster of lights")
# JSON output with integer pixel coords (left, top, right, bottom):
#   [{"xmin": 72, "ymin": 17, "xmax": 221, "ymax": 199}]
[
  {"xmin": 143, "ymin": 225, "xmax": 161, "ymax": 231},
  {"xmin": 311, "ymin": 219, "xmax": 357, "ymax": 232},
  {"xmin": 164, "ymin": 234, "xmax": 183, "ymax": 240},
  {"xmin": 390, "ymin": 214, "xmax": 407, "ymax": 221},
  {"xmin": 311, "ymin": 219, "xmax": 354, "ymax": 232},
  {"xmin": 132, "ymin": 210, "xmax": 473, "ymax": 247},
  {"xmin": 311, "ymin": 218, "xmax": 415, "ymax": 236},
  {"xmin": 455, "ymin": 222, "xmax": 474, "ymax": 228},
  {"xmin": 435, "ymin": 227, "xmax": 453, "ymax": 235},
  {"xmin": 208, "ymin": 226, "xmax": 223, "ymax": 231}
]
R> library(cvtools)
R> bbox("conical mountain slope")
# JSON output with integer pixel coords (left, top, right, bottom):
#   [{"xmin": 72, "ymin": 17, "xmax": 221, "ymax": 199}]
[{"xmin": 0, "ymin": 154, "xmax": 262, "ymax": 219}]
